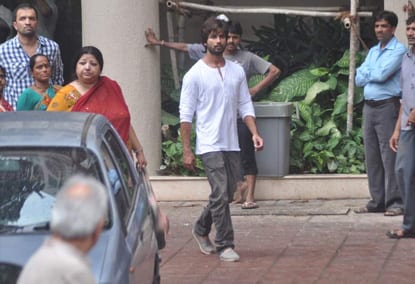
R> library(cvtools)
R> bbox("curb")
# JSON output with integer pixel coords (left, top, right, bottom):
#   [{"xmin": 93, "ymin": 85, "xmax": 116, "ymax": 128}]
[{"xmin": 150, "ymin": 174, "xmax": 370, "ymax": 201}]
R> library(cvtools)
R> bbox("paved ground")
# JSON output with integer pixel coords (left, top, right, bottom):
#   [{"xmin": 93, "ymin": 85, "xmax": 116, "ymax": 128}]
[{"xmin": 158, "ymin": 199, "xmax": 415, "ymax": 284}]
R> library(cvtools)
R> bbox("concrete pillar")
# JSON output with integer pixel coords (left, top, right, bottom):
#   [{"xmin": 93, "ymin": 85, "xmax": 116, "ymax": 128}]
[
  {"xmin": 81, "ymin": 0, "xmax": 161, "ymax": 175},
  {"xmin": 385, "ymin": 0, "xmax": 409, "ymax": 45}
]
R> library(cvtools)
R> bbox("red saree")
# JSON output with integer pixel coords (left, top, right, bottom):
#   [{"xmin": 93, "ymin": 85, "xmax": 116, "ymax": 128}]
[{"xmin": 71, "ymin": 76, "xmax": 131, "ymax": 143}]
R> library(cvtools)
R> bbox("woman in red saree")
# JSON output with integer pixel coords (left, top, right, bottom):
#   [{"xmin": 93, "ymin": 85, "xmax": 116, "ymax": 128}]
[{"xmin": 47, "ymin": 46, "xmax": 147, "ymax": 168}]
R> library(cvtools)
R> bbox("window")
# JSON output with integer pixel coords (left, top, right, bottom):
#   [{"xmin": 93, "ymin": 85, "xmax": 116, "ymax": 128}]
[
  {"xmin": 0, "ymin": 147, "xmax": 101, "ymax": 228},
  {"xmin": 101, "ymin": 130, "xmax": 138, "ymax": 226},
  {"xmin": 100, "ymin": 143, "xmax": 130, "ymax": 226},
  {"xmin": 104, "ymin": 131, "xmax": 137, "ymax": 199}
]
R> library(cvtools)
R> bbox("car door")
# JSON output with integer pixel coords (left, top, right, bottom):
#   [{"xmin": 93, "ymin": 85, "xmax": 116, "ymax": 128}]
[{"xmin": 102, "ymin": 130, "xmax": 156, "ymax": 283}]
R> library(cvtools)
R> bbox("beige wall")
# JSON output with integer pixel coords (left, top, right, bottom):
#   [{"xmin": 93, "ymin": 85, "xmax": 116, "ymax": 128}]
[
  {"xmin": 385, "ymin": 0, "xmax": 410, "ymax": 46},
  {"xmin": 81, "ymin": 0, "xmax": 161, "ymax": 175}
]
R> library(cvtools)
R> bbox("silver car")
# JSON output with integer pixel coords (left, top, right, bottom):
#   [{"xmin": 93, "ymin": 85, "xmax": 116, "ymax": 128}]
[{"xmin": 0, "ymin": 112, "xmax": 167, "ymax": 284}]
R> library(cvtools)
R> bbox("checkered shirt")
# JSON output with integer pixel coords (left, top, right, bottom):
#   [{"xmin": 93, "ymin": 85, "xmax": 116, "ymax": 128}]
[{"xmin": 0, "ymin": 35, "xmax": 64, "ymax": 110}]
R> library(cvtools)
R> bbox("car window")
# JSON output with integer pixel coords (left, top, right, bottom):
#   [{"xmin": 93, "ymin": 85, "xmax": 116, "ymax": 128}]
[
  {"xmin": 0, "ymin": 147, "xmax": 104, "ymax": 231},
  {"xmin": 103, "ymin": 131, "xmax": 137, "ymax": 200},
  {"xmin": 100, "ymin": 143, "xmax": 130, "ymax": 226}
]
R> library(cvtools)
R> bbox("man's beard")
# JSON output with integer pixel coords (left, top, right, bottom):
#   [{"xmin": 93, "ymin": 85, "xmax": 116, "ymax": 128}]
[
  {"xmin": 21, "ymin": 30, "xmax": 36, "ymax": 37},
  {"xmin": 207, "ymin": 45, "xmax": 224, "ymax": 56}
]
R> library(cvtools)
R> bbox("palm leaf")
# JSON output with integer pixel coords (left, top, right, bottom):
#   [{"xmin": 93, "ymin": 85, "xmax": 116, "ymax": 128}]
[
  {"xmin": 303, "ymin": 81, "xmax": 332, "ymax": 105},
  {"xmin": 268, "ymin": 69, "xmax": 318, "ymax": 102}
]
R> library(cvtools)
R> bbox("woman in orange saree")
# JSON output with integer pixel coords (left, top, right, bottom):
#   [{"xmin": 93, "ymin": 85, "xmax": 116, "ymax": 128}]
[{"xmin": 48, "ymin": 46, "xmax": 147, "ymax": 168}]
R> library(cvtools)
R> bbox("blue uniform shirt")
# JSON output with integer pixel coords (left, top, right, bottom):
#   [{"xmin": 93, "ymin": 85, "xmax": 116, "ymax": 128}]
[{"xmin": 355, "ymin": 36, "xmax": 406, "ymax": 100}]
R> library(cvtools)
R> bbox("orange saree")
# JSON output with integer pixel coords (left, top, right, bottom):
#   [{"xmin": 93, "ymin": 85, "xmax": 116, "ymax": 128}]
[{"xmin": 48, "ymin": 76, "xmax": 131, "ymax": 143}]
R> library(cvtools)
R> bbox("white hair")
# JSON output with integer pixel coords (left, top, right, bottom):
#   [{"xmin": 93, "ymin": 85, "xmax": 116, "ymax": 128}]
[{"xmin": 50, "ymin": 175, "xmax": 108, "ymax": 239}]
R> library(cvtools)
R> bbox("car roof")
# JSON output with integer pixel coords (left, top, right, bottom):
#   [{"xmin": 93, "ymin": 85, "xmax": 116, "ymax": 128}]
[{"xmin": 0, "ymin": 112, "xmax": 110, "ymax": 148}]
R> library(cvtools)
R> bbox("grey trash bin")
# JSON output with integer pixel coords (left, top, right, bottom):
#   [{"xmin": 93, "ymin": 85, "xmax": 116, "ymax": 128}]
[{"xmin": 253, "ymin": 102, "xmax": 293, "ymax": 177}]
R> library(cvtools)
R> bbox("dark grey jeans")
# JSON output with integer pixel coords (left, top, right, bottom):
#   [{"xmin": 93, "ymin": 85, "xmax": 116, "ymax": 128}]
[
  {"xmin": 396, "ymin": 130, "xmax": 415, "ymax": 232},
  {"xmin": 194, "ymin": 151, "xmax": 240, "ymax": 252},
  {"xmin": 363, "ymin": 100, "xmax": 402, "ymax": 211}
]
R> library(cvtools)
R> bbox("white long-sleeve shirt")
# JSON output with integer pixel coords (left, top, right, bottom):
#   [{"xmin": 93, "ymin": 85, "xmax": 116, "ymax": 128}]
[{"xmin": 180, "ymin": 59, "xmax": 255, "ymax": 155}]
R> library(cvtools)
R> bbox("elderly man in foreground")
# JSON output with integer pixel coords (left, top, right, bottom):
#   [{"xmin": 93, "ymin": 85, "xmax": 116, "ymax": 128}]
[{"xmin": 17, "ymin": 175, "xmax": 108, "ymax": 284}]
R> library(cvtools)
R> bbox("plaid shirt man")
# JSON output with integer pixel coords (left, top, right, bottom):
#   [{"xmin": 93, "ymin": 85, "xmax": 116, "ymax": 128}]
[{"xmin": 0, "ymin": 35, "xmax": 64, "ymax": 109}]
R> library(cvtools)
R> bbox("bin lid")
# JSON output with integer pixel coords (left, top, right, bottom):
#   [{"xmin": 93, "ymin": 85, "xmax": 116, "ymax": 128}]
[{"xmin": 253, "ymin": 102, "xmax": 293, "ymax": 117}]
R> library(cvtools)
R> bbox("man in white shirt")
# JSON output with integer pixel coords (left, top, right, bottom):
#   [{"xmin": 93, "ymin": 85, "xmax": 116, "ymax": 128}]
[
  {"xmin": 180, "ymin": 17, "xmax": 263, "ymax": 262},
  {"xmin": 146, "ymin": 18, "xmax": 280, "ymax": 208}
]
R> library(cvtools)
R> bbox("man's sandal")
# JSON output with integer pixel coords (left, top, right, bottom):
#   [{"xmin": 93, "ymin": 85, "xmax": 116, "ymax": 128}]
[
  {"xmin": 241, "ymin": 201, "xmax": 259, "ymax": 209},
  {"xmin": 386, "ymin": 229, "xmax": 415, "ymax": 239}
]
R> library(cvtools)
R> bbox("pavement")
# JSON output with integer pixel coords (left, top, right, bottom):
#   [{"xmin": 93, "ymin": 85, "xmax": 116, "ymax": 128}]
[{"xmin": 158, "ymin": 199, "xmax": 415, "ymax": 284}]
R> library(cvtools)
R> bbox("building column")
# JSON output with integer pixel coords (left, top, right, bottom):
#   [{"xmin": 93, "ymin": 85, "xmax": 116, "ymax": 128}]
[
  {"xmin": 385, "ymin": 0, "xmax": 409, "ymax": 45},
  {"xmin": 81, "ymin": 0, "xmax": 161, "ymax": 175}
]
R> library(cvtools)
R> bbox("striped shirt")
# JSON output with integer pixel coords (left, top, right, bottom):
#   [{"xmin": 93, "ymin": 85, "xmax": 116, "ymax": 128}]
[{"xmin": 0, "ymin": 35, "xmax": 64, "ymax": 109}]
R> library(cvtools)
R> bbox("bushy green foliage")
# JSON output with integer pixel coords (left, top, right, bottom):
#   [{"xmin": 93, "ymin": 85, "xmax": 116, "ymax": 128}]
[
  {"xmin": 160, "ymin": 127, "xmax": 205, "ymax": 176},
  {"xmin": 245, "ymin": 14, "xmax": 375, "ymax": 80},
  {"xmin": 263, "ymin": 50, "xmax": 367, "ymax": 174}
]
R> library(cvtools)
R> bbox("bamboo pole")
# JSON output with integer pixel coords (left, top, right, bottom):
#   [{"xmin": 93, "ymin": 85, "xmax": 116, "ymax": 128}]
[
  {"xmin": 166, "ymin": 1, "xmax": 373, "ymax": 18},
  {"xmin": 346, "ymin": 0, "xmax": 359, "ymax": 135}
]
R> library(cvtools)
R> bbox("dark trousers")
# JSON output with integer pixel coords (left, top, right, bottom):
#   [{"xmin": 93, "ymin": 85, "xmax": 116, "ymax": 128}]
[
  {"xmin": 237, "ymin": 118, "xmax": 258, "ymax": 176},
  {"xmin": 363, "ymin": 100, "xmax": 402, "ymax": 211},
  {"xmin": 396, "ymin": 130, "xmax": 415, "ymax": 231},
  {"xmin": 194, "ymin": 151, "xmax": 240, "ymax": 252}
]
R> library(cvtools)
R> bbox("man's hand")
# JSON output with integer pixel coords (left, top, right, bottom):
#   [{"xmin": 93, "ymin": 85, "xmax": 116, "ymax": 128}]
[
  {"xmin": 404, "ymin": 1, "xmax": 415, "ymax": 16},
  {"xmin": 407, "ymin": 108, "xmax": 415, "ymax": 126},
  {"xmin": 182, "ymin": 149, "xmax": 196, "ymax": 172},
  {"xmin": 144, "ymin": 28, "xmax": 161, "ymax": 47},
  {"xmin": 252, "ymin": 134, "xmax": 264, "ymax": 151},
  {"xmin": 389, "ymin": 130, "xmax": 400, "ymax": 152}
]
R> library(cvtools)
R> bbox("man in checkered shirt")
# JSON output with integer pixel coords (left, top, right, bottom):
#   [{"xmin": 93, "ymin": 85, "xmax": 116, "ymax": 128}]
[{"xmin": 0, "ymin": 3, "xmax": 63, "ymax": 110}]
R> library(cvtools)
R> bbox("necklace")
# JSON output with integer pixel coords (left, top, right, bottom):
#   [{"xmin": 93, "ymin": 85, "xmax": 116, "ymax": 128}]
[{"xmin": 34, "ymin": 84, "xmax": 49, "ymax": 93}]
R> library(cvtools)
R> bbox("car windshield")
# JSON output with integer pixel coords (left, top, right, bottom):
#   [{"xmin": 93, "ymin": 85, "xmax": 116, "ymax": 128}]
[{"xmin": 0, "ymin": 147, "xmax": 104, "ymax": 232}]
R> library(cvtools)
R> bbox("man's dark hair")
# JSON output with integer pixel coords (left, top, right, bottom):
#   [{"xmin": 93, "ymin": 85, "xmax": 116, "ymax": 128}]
[
  {"xmin": 13, "ymin": 3, "xmax": 38, "ymax": 22},
  {"xmin": 407, "ymin": 15, "xmax": 415, "ymax": 25},
  {"xmin": 375, "ymin": 10, "xmax": 398, "ymax": 27},
  {"xmin": 228, "ymin": 21, "xmax": 243, "ymax": 35},
  {"xmin": 200, "ymin": 16, "xmax": 229, "ymax": 45}
]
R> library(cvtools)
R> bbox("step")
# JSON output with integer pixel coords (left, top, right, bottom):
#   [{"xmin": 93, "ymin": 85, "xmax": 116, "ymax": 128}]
[{"xmin": 150, "ymin": 174, "xmax": 370, "ymax": 201}]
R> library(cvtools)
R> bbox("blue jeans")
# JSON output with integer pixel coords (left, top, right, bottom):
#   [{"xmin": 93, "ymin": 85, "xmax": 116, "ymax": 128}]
[{"xmin": 194, "ymin": 151, "xmax": 240, "ymax": 252}]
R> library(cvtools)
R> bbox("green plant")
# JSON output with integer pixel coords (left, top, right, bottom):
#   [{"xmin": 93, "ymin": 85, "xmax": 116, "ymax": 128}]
[
  {"xmin": 160, "ymin": 127, "xmax": 205, "ymax": 176},
  {"xmin": 264, "ymin": 49, "xmax": 366, "ymax": 174},
  {"xmin": 245, "ymin": 15, "xmax": 376, "ymax": 81}
]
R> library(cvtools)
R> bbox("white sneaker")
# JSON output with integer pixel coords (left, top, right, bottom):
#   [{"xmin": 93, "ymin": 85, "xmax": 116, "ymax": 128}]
[
  {"xmin": 192, "ymin": 229, "xmax": 215, "ymax": 255},
  {"xmin": 219, "ymin": 248, "xmax": 240, "ymax": 262}
]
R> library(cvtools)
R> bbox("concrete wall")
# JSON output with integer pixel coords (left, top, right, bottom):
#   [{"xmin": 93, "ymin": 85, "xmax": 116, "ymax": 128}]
[
  {"xmin": 81, "ymin": 0, "xmax": 161, "ymax": 175},
  {"xmin": 151, "ymin": 175, "xmax": 370, "ymax": 201},
  {"xmin": 385, "ymin": 0, "xmax": 409, "ymax": 45}
]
